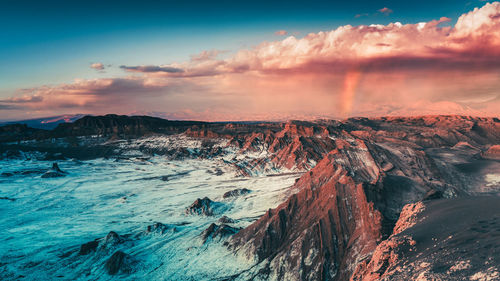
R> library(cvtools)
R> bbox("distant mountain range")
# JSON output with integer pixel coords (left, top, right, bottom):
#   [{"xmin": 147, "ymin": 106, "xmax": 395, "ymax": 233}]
[{"xmin": 0, "ymin": 114, "xmax": 86, "ymax": 130}]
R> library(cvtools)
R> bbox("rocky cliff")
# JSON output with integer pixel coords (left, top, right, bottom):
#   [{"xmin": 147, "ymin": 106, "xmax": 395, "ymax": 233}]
[{"xmin": 229, "ymin": 115, "xmax": 500, "ymax": 280}]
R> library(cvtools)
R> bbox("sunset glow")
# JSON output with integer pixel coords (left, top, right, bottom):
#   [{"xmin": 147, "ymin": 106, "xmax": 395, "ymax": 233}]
[{"xmin": 1, "ymin": 1, "xmax": 499, "ymax": 121}]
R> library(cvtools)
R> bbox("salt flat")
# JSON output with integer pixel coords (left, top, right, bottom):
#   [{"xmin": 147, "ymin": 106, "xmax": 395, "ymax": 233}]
[{"xmin": 0, "ymin": 156, "xmax": 302, "ymax": 280}]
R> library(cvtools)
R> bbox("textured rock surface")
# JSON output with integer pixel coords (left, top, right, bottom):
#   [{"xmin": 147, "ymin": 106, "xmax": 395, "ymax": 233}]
[
  {"xmin": 482, "ymin": 144, "xmax": 500, "ymax": 160},
  {"xmin": 185, "ymin": 197, "xmax": 224, "ymax": 216},
  {"xmin": 229, "ymin": 115, "xmax": 500, "ymax": 280},
  {"xmin": 200, "ymin": 223, "xmax": 241, "ymax": 244},
  {"xmin": 1, "ymin": 115, "xmax": 499, "ymax": 280},
  {"xmin": 223, "ymin": 188, "xmax": 251, "ymax": 199},
  {"xmin": 104, "ymin": 251, "xmax": 130, "ymax": 275},
  {"xmin": 351, "ymin": 197, "xmax": 500, "ymax": 281}
]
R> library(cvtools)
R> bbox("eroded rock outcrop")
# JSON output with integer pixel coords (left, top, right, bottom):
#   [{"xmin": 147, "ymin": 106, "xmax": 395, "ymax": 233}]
[
  {"xmin": 104, "ymin": 250, "xmax": 131, "ymax": 275},
  {"xmin": 201, "ymin": 223, "xmax": 241, "ymax": 244},
  {"xmin": 482, "ymin": 144, "xmax": 500, "ymax": 160},
  {"xmin": 2, "ymin": 115, "xmax": 499, "ymax": 280},
  {"xmin": 41, "ymin": 163, "xmax": 67, "ymax": 178},
  {"xmin": 230, "ymin": 151, "xmax": 383, "ymax": 280},
  {"xmin": 223, "ymin": 188, "xmax": 251, "ymax": 199},
  {"xmin": 185, "ymin": 197, "xmax": 225, "ymax": 216}
]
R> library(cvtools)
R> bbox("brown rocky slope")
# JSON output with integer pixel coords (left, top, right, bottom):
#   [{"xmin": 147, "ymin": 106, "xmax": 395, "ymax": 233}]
[{"xmin": 229, "ymin": 115, "xmax": 500, "ymax": 280}]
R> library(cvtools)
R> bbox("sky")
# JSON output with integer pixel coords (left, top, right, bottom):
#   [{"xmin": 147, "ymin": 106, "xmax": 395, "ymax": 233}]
[{"xmin": 0, "ymin": 0, "xmax": 499, "ymax": 121}]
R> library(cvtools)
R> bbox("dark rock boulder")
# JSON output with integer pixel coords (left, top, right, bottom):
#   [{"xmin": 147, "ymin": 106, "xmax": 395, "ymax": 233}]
[
  {"xmin": 218, "ymin": 216, "xmax": 235, "ymax": 224},
  {"xmin": 185, "ymin": 197, "xmax": 223, "ymax": 216},
  {"xmin": 100, "ymin": 231, "xmax": 130, "ymax": 252},
  {"xmin": 41, "ymin": 163, "xmax": 67, "ymax": 178},
  {"xmin": 78, "ymin": 231, "xmax": 124, "ymax": 256},
  {"xmin": 78, "ymin": 240, "xmax": 99, "ymax": 255},
  {"xmin": 103, "ymin": 231, "xmax": 122, "ymax": 247},
  {"xmin": 146, "ymin": 222, "xmax": 175, "ymax": 235},
  {"xmin": 223, "ymin": 188, "xmax": 251, "ymax": 199},
  {"xmin": 201, "ymin": 223, "xmax": 241, "ymax": 243}
]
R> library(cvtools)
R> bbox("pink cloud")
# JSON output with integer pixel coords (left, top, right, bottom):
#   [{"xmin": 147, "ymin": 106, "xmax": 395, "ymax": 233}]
[
  {"xmin": 90, "ymin": 62, "xmax": 105, "ymax": 70},
  {"xmin": 190, "ymin": 49, "xmax": 220, "ymax": 61},
  {"xmin": 129, "ymin": 3, "xmax": 500, "ymax": 78},
  {"xmin": 275, "ymin": 30, "xmax": 288, "ymax": 36},
  {"xmin": 378, "ymin": 7, "xmax": 393, "ymax": 15}
]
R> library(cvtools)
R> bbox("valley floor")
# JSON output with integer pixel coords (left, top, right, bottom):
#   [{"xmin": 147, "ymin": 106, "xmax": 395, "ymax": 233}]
[{"xmin": 0, "ymin": 156, "xmax": 301, "ymax": 280}]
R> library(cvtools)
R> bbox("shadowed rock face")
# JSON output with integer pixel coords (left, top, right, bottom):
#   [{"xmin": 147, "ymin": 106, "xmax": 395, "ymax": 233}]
[
  {"xmin": 230, "ymin": 151, "xmax": 383, "ymax": 281},
  {"xmin": 79, "ymin": 240, "xmax": 99, "ymax": 255},
  {"xmin": 0, "ymin": 124, "xmax": 46, "ymax": 143},
  {"xmin": 352, "ymin": 197, "xmax": 500, "ymax": 281},
  {"xmin": 201, "ymin": 223, "xmax": 241, "ymax": 244},
  {"xmin": 52, "ymin": 114, "xmax": 208, "ymax": 138},
  {"xmin": 104, "ymin": 251, "xmax": 130, "ymax": 275}
]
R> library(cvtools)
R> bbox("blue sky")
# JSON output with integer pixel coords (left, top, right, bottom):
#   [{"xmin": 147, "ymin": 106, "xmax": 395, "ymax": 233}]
[{"xmin": 0, "ymin": 0, "xmax": 478, "ymax": 91}]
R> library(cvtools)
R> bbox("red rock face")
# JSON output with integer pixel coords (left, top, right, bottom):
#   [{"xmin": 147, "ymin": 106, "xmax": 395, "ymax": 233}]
[
  {"xmin": 229, "ymin": 116, "xmax": 500, "ymax": 281},
  {"xmin": 231, "ymin": 153, "xmax": 383, "ymax": 280},
  {"xmin": 482, "ymin": 144, "xmax": 500, "ymax": 160}
]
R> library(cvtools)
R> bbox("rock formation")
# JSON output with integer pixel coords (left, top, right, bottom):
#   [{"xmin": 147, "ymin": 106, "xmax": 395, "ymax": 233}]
[
  {"xmin": 229, "ymin": 115, "xmax": 500, "ymax": 280},
  {"xmin": 201, "ymin": 223, "xmax": 241, "ymax": 244},
  {"xmin": 1, "ymin": 114, "xmax": 499, "ymax": 280},
  {"xmin": 223, "ymin": 188, "xmax": 251, "ymax": 199},
  {"xmin": 185, "ymin": 197, "xmax": 224, "ymax": 216},
  {"xmin": 41, "ymin": 163, "xmax": 67, "ymax": 178}
]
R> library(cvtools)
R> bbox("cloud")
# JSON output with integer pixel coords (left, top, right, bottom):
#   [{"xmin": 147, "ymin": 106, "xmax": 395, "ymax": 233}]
[
  {"xmin": 0, "ymin": 104, "xmax": 20, "ymax": 110},
  {"xmin": 2, "ymin": 2, "xmax": 500, "ymax": 120},
  {"xmin": 190, "ymin": 50, "xmax": 220, "ymax": 61},
  {"xmin": 0, "ymin": 95, "xmax": 44, "ymax": 103},
  {"xmin": 90, "ymin": 62, "xmax": 105, "ymax": 70},
  {"xmin": 378, "ymin": 7, "xmax": 393, "ymax": 15},
  {"xmin": 120, "ymin": 65, "xmax": 184, "ymax": 73},
  {"xmin": 0, "ymin": 77, "xmax": 181, "ymax": 112},
  {"xmin": 135, "ymin": 3, "xmax": 500, "ymax": 79},
  {"xmin": 355, "ymin": 13, "xmax": 369, "ymax": 18},
  {"xmin": 275, "ymin": 30, "xmax": 288, "ymax": 36}
]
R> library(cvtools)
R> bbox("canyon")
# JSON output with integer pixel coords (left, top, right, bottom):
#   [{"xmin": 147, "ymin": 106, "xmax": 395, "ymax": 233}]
[{"xmin": 0, "ymin": 114, "xmax": 499, "ymax": 280}]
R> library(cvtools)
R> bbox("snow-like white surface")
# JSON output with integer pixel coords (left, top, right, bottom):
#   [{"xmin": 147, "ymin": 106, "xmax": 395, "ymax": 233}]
[
  {"xmin": 0, "ymin": 155, "xmax": 302, "ymax": 280},
  {"xmin": 485, "ymin": 173, "xmax": 500, "ymax": 187}
]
